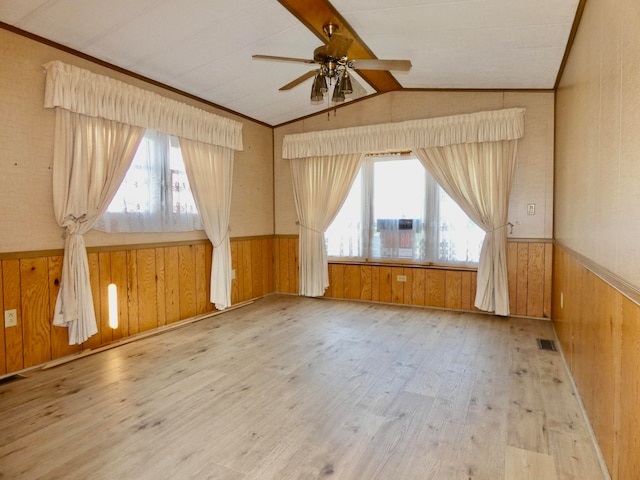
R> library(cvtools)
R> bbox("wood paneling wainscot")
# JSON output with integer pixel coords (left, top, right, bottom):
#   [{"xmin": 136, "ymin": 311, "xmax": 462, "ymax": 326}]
[
  {"xmin": 275, "ymin": 236, "xmax": 552, "ymax": 318},
  {"xmin": 552, "ymin": 243, "xmax": 640, "ymax": 480},
  {"xmin": 0, "ymin": 237, "xmax": 274, "ymax": 376}
]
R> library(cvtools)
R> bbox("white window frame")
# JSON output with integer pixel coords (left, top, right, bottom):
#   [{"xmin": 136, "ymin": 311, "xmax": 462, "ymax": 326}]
[
  {"xmin": 325, "ymin": 153, "xmax": 484, "ymax": 267},
  {"xmin": 94, "ymin": 129, "xmax": 202, "ymax": 233}
]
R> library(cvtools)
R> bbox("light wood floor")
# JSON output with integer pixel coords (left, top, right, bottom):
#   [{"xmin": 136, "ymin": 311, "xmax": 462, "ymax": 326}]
[{"xmin": 0, "ymin": 295, "xmax": 606, "ymax": 479}]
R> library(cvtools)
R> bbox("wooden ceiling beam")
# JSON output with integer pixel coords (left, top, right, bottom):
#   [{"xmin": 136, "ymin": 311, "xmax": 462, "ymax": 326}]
[{"xmin": 277, "ymin": 0, "xmax": 402, "ymax": 92}]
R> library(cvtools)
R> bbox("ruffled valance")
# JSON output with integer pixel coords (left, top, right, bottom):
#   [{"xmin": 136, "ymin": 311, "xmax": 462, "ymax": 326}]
[
  {"xmin": 282, "ymin": 108, "xmax": 525, "ymax": 159},
  {"xmin": 43, "ymin": 61, "xmax": 243, "ymax": 151}
]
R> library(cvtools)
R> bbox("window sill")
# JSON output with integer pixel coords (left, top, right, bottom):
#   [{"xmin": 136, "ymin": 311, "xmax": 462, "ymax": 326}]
[{"xmin": 327, "ymin": 258, "xmax": 478, "ymax": 272}]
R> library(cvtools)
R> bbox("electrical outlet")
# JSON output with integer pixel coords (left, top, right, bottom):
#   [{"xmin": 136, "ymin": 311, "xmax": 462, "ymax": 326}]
[
  {"xmin": 527, "ymin": 203, "xmax": 536, "ymax": 215},
  {"xmin": 231, "ymin": 269, "xmax": 236, "ymax": 280},
  {"xmin": 397, "ymin": 275, "xmax": 407, "ymax": 282},
  {"xmin": 4, "ymin": 309, "xmax": 17, "ymax": 328}
]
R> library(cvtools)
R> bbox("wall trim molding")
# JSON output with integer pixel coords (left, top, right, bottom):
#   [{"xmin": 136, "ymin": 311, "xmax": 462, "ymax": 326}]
[{"xmin": 0, "ymin": 235, "xmax": 276, "ymax": 260}]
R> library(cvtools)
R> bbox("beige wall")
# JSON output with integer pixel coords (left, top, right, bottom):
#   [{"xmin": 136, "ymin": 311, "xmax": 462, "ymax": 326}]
[
  {"xmin": 274, "ymin": 90, "xmax": 555, "ymax": 239},
  {"xmin": 0, "ymin": 28, "xmax": 274, "ymax": 254},
  {"xmin": 555, "ymin": 0, "xmax": 640, "ymax": 289}
]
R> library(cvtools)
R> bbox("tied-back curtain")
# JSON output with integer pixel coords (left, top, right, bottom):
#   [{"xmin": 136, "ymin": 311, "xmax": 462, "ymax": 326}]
[
  {"xmin": 180, "ymin": 139, "xmax": 234, "ymax": 310},
  {"xmin": 414, "ymin": 140, "xmax": 518, "ymax": 316},
  {"xmin": 44, "ymin": 60, "xmax": 243, "ymax": 344},
  {"xmin": 283, "ymin": 108, "xmax": 524, "ymax": 314},
  {"xmin": 290, "ymin": 153, "xmax": 364, "ymax": 296},
  {"xmin": 52, "ymin": 109, "xmax": 144, "ymax": 344}
]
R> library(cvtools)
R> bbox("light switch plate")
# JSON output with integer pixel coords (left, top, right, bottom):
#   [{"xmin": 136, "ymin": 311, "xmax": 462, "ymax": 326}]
[{"xmin": 4, "ymin": 309, "xmax": 17, "ymax": 328}]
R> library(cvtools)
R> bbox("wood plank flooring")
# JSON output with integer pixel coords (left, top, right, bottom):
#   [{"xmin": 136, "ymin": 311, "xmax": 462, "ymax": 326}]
[{"xmin": 0, "ymin": 295, "xmax": 606, "ymax": 479}]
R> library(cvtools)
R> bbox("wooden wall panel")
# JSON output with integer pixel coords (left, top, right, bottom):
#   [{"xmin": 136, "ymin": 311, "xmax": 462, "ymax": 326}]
[
  {"xmin": 273, "ymin": 238, "xmax": 551, "ymax": 319},
  {"xmin": 83, "ymin": 253, "xmax": 102, "ymax": 350},
  {"xmin": 470, "ymin": 272, "xmax": 477, "ymax": 311},
  {"xmin": 445, "ymin": 270, "xmax": 462, "ymax": 310},
  {"xmin": 360, "ymin": 265, "xmax": 372, "ymax": 301},
  {"xmin": 526, "ymin": 243, "xmax": 545, "ymax": 317},
  {"xmin": 260, "ymin": 239, "xmax": 271, "ymax": 298},
  {"xmin": 138, "ymin": 248, "xmax": 159, "ymax": 333},
  {"xmin": 619, "ymin": 296, "xmax": 640, "ymax": 479},
  {"xmin": 379, "ymin": 266, "xmax": 392, "ymax": 303},
  {"xmin": 195, "ymin": 243, "xmax": 208, "ymax": 315},
  {"xmin": 516, "ymin": 243, "xmax": 529, "ymax": 316},
  {"xmin": 552, "ymin": 243, "xmax": 640, "ymax": 479},
  {"xmin": 98, "ymin": 252, "xmax": 113, "ymax": 345},
  {"xmin": 275, "ymin": 237, "xmax": 297, "ymax": 295},
  {"xmin": 507, "ymin": 242, "xmax": 518, "ymax": 315},
  {"xmin": 155, "ymin": 248, "xmax": 167, "ymax": 328},
  {"xmin": 390, "ymin": 267, "xmax": 404, "ymax": 304},
  {"xmin": 178, "ymin": 246, "xmax": 197, "ymax": 321},
  {"xmin": 411, "ymin": 269, "xmax": 426, "ymax": 307},
  {"xmin": 125, "ymin": 251, "xmax": 139, "ymax": 336},
  {"xmin": 231, "ymin": 241, "xmax": 240, "ymax": 305},
  {"xmin": 543, "ymin": 243, "xmax": 553, "ymax": 318},
  {"xmin": 110, "ymin": 251, "xmax": 129, "ymax": 340},
  {"xmin": 425, "ymin": 270, "xmax": 445, "ymax": 308},
  {"xmin": 205, "ymin": 243, "xmax": 214, "ymax": 313},
  {"xmin": 371, "ymin": 266, "xmax": 380, "ymax": 302},
  {"xmin": 344, "ymin": 264, "xmax": 361, "ymax": 300},
  {"xmin": 331, "ymin": 264, "xmax": 345, "ymax": 299},
  {"xmin": 251, "ymin": 239, "xmax": 264, "ymax": 299},
  {"xmin": 20, "ymin": 257, "xmax": 51, "ymax": 368},
  {"xmin": 403, "ymin": 268, "xmax": 413, "ymax": 306},
  {"xmin": 460, "ymin": 271, "xmax": 472, "ymax": 311},
  {"xmin": 164, "ymin": 246, "xmax": 180, "ymax": 324},
  {"xmin": 288, "ymin": 239, "xmax": 298, "ymax": 296},
  {"xmin": 0, "ymin": 261, "xmax": 5, "ymax": 375},
  {"xmin": 3, "ymin": 259, "xmax": 23, "ymax": 372},
  {"xmin": 240, "ymin": 240, "xmax": 253, "ymax": 302}
]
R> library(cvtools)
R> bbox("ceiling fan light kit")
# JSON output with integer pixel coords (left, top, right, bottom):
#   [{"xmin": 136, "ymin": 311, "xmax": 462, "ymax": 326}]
[
  {"xmin": 310, "ymin": 71, "xmax": 327, "ymax": 104},
  {"xmin": 252, "ymin": 22, "xmax": 411, "ymax": 106}
]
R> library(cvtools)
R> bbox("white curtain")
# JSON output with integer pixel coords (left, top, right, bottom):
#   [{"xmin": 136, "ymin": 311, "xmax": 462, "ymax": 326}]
[
  {"xmin": 43, "ymin": 61, "xmax": 243, "ymax": 150},
  {"xmin": 282, "ymin": 108, "xmax": 525, "ymax": 159},
  {"xmin": 52, "ymin": 109, "xmax": 144, "ymax": 344},
  {"xmin": 180, "ymin": 139, "xmax": 234, "ymax": 310},
  {"xmin": 283, "ymin": 107, "xmax": 524, "ymax": 314},
  {"xmin": 414, "ymin": 140, "xmax": 518, "ymax": 316},
  {"xmin": 44, "ymin": 61, "xmax": 243, "ymax": 344},
  {"xmin": 290, "ymin": 153, "xmax": 364, "ymax": 296}
]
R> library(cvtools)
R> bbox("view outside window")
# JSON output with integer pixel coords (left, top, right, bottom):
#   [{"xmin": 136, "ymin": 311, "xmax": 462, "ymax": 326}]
[
  {"xmin": 94, "ymin": 130, "xmax": 202, "ymax": 233},
  {"xmin": 325, "ymin": 155, "xmax": 484, "ymax": 266}
]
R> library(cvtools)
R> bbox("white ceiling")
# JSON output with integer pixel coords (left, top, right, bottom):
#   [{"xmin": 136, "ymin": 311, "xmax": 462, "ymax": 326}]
[{"xmin": 0, "ymin": 0, "xmax": 580, "ymax": 126}]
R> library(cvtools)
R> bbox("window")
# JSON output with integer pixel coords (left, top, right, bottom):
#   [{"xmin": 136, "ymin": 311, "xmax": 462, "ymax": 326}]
[
  {"xmin": 325, "ymin": 154, "xmax": 484, "ymax": 266},
  {"xmin": 94, "ymin": 130, "xmax": 202, "ymax": 233}
]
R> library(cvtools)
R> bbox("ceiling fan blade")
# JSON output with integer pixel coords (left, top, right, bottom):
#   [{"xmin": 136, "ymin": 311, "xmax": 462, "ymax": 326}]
[
  {"xmin": 279, "ymin": 70, "xmax": 317, "ymax": 91},
  {"xmin": 326, "ymin": 33, "xmax": 353, "ymax": 59},
  {"xmin": 349, "ymin": 59, "xmax": 412, "ymax": 71},
  {"xmin": 252, "ymin": 54, "xmax": 315, "ymax": 65}
]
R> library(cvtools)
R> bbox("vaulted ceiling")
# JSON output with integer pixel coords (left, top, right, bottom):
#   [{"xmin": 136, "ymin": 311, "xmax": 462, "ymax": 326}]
[{"xmin": 0, "ymin": 0, "xmax": 581, "ymax": 126}]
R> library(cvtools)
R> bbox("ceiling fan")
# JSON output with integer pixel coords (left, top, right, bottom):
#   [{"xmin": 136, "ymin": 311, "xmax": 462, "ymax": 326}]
[{"xmin": 252, "ymin": 23, "xmax": 411, "ymax": 105}]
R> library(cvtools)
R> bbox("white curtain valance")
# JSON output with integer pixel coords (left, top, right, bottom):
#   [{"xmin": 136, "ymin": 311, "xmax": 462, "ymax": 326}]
[
  {"xmin": 282, "ymin": 108, "xmax": 525, "ymax": 159},
  {"xmin": 43, "ymin": 60, "xmax": 243, "ymax": 151}
]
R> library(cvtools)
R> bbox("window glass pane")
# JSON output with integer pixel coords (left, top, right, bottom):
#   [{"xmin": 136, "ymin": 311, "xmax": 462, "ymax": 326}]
[
  {"xmin": 325, "ymin": 170, "xmax": 363, "ymax": 257},
  {"xmin": 94, "ymin": 130, "xmax": 202, "ymax": 233},
  {"xmin": 372, "ymin": 159, "xmax": 425, "ymax": 261},
  {"xmin": 438, "ymin": 189, "xmax": 484, "ymax": 264},
  {"xmin": 325, "ymin": 153, "xmax": 484, "ymax": 267},
  {"xmin": 167, "ymin": 138, "xmax": 200, "ymax": 220}
]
